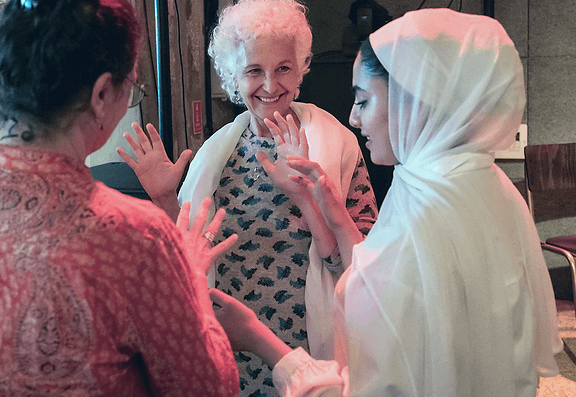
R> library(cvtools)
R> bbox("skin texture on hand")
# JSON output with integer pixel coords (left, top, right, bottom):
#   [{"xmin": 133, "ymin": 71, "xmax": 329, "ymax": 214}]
[
  {"xmin": 286, "ymin": 157, "xmax": 364, "ymax": 269},
  {"xmin": 176, "ymin": 198, "xmax": 238, "ymax": 277},
  {"xmin": 255, "ymin": 112, "xmax": 310, "ymax": 200},
  {"xmin": 257, "ymin": 111, "xmax": 338, "ymax": 259},
  {"xmin": 118, "ymin": 122, "xmax": 192, "ymax": 221},
  {"xmin": 209, "ymin": 288, "xmax": 293, "ymax": 369}
]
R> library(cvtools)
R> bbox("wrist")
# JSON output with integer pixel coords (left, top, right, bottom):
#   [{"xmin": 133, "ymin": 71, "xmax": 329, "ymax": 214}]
[
  {"xmin": 250, "ymin": 320, "xmax": 293, "ymax": 368},
  {"xmin": 151, "ymin": 192, "xmax": 180, "ymax": 222}
]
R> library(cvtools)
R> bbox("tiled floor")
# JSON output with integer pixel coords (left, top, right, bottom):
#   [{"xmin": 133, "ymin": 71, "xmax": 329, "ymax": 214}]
[{"xmin": 536, "ymin": 300, "xmax": 576, "ymax": 396}]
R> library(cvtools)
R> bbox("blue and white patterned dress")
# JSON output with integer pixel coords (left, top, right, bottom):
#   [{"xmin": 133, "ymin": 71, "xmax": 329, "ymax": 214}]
[{"xmin": 213, "ymin": 127, "xmax": 377, "ymax": 397}]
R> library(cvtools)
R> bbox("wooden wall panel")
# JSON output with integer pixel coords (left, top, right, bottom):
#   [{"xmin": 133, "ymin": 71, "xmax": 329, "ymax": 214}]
[{"xmin": 134, "ymin": 0, "xmax": 206, "ymax": 159}]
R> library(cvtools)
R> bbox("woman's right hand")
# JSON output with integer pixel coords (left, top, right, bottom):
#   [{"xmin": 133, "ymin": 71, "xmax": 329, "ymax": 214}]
[
  {"xmin": 117, "ymin": 122, "xmax": 192, "ymax": 201},
  {"xmin": 286, "ymin": 158, "xmax": 348, "ymax": 230},
  {"xmin": 209, "ymin": 288, "xmax": 293, "ymax": 368},
  {"xmin": 208, "ymin": 288, "xmax": 262, "ymax": 353}
]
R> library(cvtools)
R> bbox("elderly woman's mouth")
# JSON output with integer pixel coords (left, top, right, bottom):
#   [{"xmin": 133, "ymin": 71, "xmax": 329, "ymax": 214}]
[{"xmin": 258, "ymin": 94, "xmax": 282, "ymax": 103}]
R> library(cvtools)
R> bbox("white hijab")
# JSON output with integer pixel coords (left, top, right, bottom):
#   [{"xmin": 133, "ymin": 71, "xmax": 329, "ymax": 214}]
[{"xmin": 344, "ymin": 8, "xmax": 561, "ymax": 396}]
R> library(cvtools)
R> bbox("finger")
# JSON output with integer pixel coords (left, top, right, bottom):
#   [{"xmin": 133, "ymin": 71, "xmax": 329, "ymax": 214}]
[
  {"xmin": 288, "ymin": 174, "xmax": 314, "ymax": 189},
  {"xmin": 132, "ymin": 122, "xmax": 153, "ymax": 153},
  {"xmin": 210, "ymin": 233, "xmax": 238, "ymax": 258},
  {"xmin": 190, "ymin": 197, "xmax": 211, "ymax": 235},
  {"xmin": 285, "ymin": 114, "xmax": 300, "ymax": 147},
  {"xmin": 175, "ymin": 149, "xmax": 193, "ymax": 173},
  {"xmin": 256, "ymin": 151, "xmax": 275, "ymax": 176},
  {"xmin": 209, "ymin": 288, "xmax": 235, "ymax": 307},
  {"xmin": 117, "ymin": 146, "xmax": 137, "ymax": 168},
  {"xmin": 299, "ymin": 126, "xmax": 309, "ymax": 157},
  {"xmin": 286, "ymin": 158, "xmax": 322, "ymax": 181},
  {"xmin": 264, "ymin": 118, "xmax": 285, "ymax": 146},
  {"xmin": 204, "ymin": 207, "xmax": 227, "ymax": 238},
  {"xmin": 273, "ymin": 112, "xmax": 292, "ymax": 146},
  {"xmin": 123, "ymin": 131, "xmax": 144, "ymax": 157},
  {"xmin": 176, "ymin": 201, "xmax": 191, "ymax": 231},
  {"xmin": 145, "ymin": 123, "xmax": 163, "ymax": 149}
]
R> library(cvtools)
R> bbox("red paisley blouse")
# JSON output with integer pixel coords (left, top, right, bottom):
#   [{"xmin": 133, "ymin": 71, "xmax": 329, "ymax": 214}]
[{"xmin": 0, "ymin": 145, "xmax": 239, "ymax": 396}]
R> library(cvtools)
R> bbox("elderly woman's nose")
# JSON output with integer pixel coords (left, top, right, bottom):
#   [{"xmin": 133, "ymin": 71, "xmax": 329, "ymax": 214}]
[{"xmin": 262, "ymin": 73, "xmax": 277, "ymax": 92}]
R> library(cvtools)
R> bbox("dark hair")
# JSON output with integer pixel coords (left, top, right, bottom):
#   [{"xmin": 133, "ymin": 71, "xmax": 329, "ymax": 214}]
[
  {"xmin": 358, "ymin": 38, "xmax": 389, "ymax": 81},
  {"xmin": 0, "ymin": 0, "xmax": 142, "ymax": 137},
  {"xmin": 348, "ymin": 0, "xmax": 393, "ymax": 31}
]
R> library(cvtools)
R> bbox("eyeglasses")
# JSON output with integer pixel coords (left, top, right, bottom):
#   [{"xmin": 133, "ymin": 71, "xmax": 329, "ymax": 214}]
[{"xmin": 128, "ymin": 79, "xmax": 147, "ymax": 108}]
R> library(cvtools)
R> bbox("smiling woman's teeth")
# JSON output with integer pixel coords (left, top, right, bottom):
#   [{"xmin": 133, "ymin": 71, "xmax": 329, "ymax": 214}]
[{"xmin": 259, "ymin": 95, "xmax": 280, "ymax": 102}]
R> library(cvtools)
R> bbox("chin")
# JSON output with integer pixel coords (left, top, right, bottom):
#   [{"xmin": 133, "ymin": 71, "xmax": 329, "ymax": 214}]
[{"xmin": 370, "ymin": 152, "xmax": 384, "ymax": 165}]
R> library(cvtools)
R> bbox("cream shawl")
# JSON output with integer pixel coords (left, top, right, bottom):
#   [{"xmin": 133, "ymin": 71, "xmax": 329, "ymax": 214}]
[{"xmin": 178, "ymin": 101, "xmax": 361, "ymax": 360}]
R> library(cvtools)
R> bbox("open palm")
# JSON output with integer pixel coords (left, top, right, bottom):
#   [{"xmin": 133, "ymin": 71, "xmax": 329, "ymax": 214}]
[
  {"xmin": 256, "ymin": 112, "xmax": 310, "ymax": 198},
  {"xmin": 118, "ymin": 122, "xmax": 192, "ymax": 200}
]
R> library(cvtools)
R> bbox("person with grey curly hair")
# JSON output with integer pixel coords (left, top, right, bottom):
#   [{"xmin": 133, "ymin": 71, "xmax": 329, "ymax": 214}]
[
  {"xmin": 120, "ymin": 1, "xmax": 378, "ymax": 395},
  {"xmin": 209, "ymin": 0, "xmax": 313, "ymax": 106}
]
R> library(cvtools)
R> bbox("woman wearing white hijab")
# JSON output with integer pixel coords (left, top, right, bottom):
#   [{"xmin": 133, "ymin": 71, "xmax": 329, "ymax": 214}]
[{"xmin": 209, "ymin": 8, "xmax": 563, "ymax": 396}]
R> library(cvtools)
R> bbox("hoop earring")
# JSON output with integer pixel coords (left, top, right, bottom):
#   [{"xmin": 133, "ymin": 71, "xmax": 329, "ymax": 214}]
[{"xmin": 21, "ymin": 130, "xmax": 34, "ymax": 142}]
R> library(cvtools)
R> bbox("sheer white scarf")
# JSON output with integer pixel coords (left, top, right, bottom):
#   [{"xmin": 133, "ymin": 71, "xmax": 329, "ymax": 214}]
[{"xmin": 344, "ymin": 8, "xmax": 561, "ymax": 396}]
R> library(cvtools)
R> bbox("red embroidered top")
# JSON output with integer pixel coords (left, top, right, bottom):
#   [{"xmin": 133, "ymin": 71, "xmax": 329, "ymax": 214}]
[{"xmin": 0, "ymin": 146, "xmax": 239, "ymax": 396}]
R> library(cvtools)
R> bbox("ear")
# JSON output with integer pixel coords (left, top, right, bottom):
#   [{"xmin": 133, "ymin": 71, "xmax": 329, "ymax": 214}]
[{"xmin": 90, "ymin": 72, "xmax": 115, "ymax": 121}]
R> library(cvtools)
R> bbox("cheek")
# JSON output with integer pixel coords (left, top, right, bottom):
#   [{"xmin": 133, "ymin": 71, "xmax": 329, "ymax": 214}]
[{"xmin": 278, "ymin": 74, "xmax": 300, "ymax": 91}]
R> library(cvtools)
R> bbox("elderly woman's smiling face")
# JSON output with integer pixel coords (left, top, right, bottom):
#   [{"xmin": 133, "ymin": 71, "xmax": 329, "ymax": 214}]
[{"xmin": 235, "ymin": 36, "xmax": 300, "ymax": 129}]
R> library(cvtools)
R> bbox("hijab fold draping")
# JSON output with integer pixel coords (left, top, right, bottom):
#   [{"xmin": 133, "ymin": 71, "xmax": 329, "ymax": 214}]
[{"xmin": 343, "ymin": 9, "xmax": 561, "ymax": 396}]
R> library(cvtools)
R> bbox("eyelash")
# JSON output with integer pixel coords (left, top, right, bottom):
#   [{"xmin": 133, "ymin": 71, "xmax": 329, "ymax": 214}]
[
  {"xmin": 354, "ymin": 100, "xmax": 367, "ymax": 109},
  {"xmin": 245, "ymin": 66, "xmax": 291, "ymax": 76}
]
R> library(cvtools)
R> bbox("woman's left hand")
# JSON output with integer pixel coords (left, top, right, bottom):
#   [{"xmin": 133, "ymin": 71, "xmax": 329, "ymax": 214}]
[
  {"xmin": 176, "ymin": 198, "xmax": 238, "ymax": 276},
  {"xmin": 256, "ymin": 112, "xmax": 311, "ymax": 200}
]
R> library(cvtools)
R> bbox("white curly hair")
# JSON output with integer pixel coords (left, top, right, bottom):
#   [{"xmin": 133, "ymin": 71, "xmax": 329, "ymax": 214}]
[{"xmin": 208, "ymin": 0, "xmax": 313, "ymax": 105}]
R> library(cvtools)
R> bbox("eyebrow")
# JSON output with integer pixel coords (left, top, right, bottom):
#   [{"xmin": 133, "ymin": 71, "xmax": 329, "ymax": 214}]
[
  {"xmin": 351, "ymin": 85, "xmax": 364, "ymax": 96},
  {"xmin": 244, "ymin": 60, "xmax": 293, "ymax": 69}
]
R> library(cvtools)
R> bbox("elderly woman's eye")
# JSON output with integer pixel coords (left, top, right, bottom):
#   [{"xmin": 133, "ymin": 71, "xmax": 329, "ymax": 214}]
[
  {"xmin": 245, "ymin": 68, "xmax": 262, "ymax": 76},
  {"xmin": 278, "ymin": 65, "xmax": 291, "ymax": 73}
]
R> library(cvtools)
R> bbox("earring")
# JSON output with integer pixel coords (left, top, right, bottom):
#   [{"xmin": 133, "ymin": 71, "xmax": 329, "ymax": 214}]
[
  {"xmin": 99, "ymin": 124, "xmax": 103, "ymax": 130},
  {"xmin": 21, "ymin": 130, "xmax": 34, "ymax": 142}
]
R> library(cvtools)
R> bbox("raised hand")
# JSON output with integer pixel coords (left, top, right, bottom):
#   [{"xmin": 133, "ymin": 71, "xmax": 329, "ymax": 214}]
[
  {"xmin": 118, "ymin": 122, "xmax": 192, "ymax": 201},
  {"xmin": 176, "ymin": 198, "xmax": 238, "ymax": 277},
  {"xmin": 256, "ymin": 111, "xmax": 310, "ymax": 200},
  {"xmin": 285, "ymin": 158, "xmax": 348, "ymax": 230},
  {"xmin": 287, "ymin": 158, "xmax": 363, "ymax": 267}
]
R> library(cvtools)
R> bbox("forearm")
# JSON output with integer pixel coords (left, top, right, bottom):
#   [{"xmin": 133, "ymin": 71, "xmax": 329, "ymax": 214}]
[
  {"xmin": 250, "ymin": 320, "xmax": 294, "ymax": 369},
  {"xmin": 151, "ymin": 192, "xmax": 180, "ymax": 223},
  {"xmin": 297, "ymin": 192, "xmax": 364, "ymax": 267},
  {"xmin": 331, "ymin": 215, "xmax": 363, "ymax": 269},
  {"xmin": 298, "ymin": 197, "xmax": 338, "ymax": 258}
]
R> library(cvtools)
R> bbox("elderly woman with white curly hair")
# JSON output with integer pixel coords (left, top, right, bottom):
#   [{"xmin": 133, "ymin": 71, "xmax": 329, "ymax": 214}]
[{"xmin": 119, "ymin": 0, "xmax": 378, "ymax": 395}]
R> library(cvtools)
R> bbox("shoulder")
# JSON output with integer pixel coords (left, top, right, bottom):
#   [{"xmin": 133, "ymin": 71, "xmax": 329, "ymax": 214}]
[
  {"xmin": 90, "ymin": 182, "xmax": 181, "ymax": 242},
  {"xmin": 201, "ymin": 110, "xmax": 251, "ymax": 148}
]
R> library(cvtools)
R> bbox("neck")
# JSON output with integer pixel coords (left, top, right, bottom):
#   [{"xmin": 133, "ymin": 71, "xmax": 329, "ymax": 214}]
[{"xmin": 0, "ymin": 120, "xmax": 92, "ymax": 164}]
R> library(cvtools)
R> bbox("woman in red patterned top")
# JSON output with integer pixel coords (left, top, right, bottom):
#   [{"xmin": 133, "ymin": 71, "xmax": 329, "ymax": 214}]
[{"xmin": 0, "ymin": 0, "xmax": 239, "ymax": 395}]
